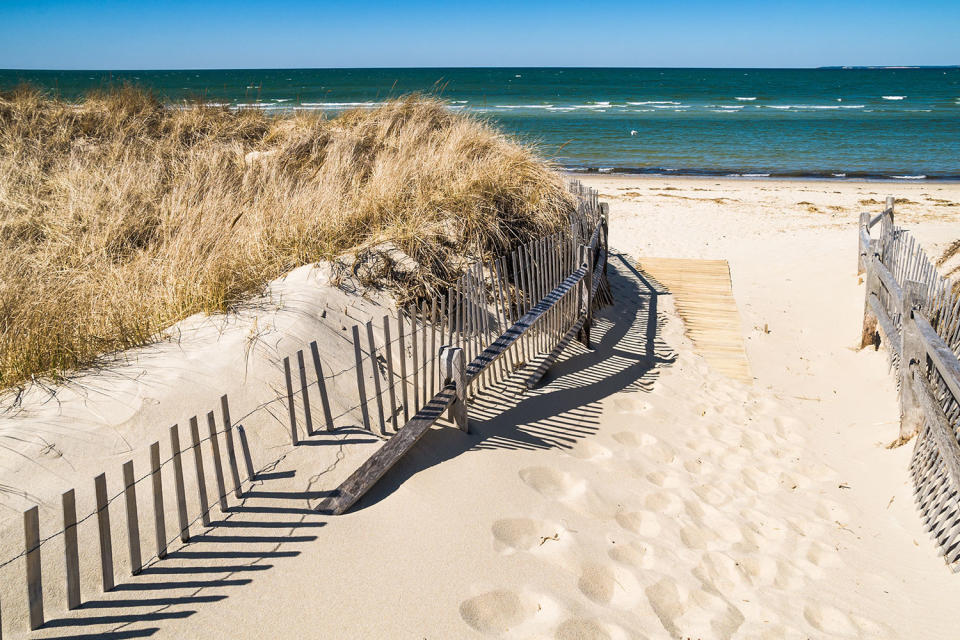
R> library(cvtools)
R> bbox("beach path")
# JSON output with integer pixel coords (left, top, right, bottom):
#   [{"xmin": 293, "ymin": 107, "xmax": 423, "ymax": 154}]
[{"xmin": 637, "ymin": 258, "xmax": 752, "ymax": 383}]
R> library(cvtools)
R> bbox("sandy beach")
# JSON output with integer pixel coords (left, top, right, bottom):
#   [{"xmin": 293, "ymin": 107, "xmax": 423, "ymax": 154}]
[{"xmin": 2, "ymin": 175, "xmax": 960, "ymax": 638}]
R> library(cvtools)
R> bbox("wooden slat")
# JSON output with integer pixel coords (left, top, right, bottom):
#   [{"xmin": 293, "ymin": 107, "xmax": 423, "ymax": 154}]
[
  {"xmin": 366, "ymin": 320, "xmax": 387, "ymax": 435},
  {"xmin": 63, "ymin": 488, "xmax": 81, "ymax": 609},
  {"xmin": 310, "ymin": 341, "xmax": 336, "ymax": 431},
  {"xmin": 24, "ymin": 505, "xmax": 43, "ymax": 630},
  {"xmin": 149, "ymin": 442, "xmax": 167, "ymax": 560},
  {"xmin": 206, "ymin": 411, "xmax": 228, "ymax": 512},
  {"xmin": 220, "ymin": 395, "xmax": 243, "ymax": 498},
  {"xmin": 170, "ymin": 425, "xmax": 189, "ymax": 542},
  {"xmin": 316, "ymin": 385, "xmax": 458, "ymax": 516},
  {"xmin": 383, "ymin": 315, "xmax": 399, "ymax": 431},
  {"xmin": 122, "ymin": 460, "xmax": 142, "ymax": 575},
  {"xmin": 94, "ymin": 472, "xmax": 114, "ymax": 591},
  {"xmin": 352, "ymin": 324, "xmax": 372, "ymax": 431},
  {"xmin": 397, "ymin": 312, "xmax": 410, "ymax": 423},
  {"xmin": 189, "ymin": 416, "xmax": 210, "ymax": 527},
  {"xmin": 283, "ymin": 356, "xmax": 299, "ymax": 445},
  {"xmin": 465, "ymin": 266, "xmax": 587, "ymax": 382},
  {"xmin": 638, "ymin": 257, "xmax": 752, "ymax": 383},
  {"xmin": 297, "ymin": 350, "xmax": 314, "ymax": 437},
  {"xmin": 915, "ymin": 311, "xmax": 960, "ymax": 403}
]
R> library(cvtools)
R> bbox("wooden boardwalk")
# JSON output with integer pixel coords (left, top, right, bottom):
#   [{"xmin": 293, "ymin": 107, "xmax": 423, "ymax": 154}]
[{"xmin": 638, "ymin": 257, "xmax": 752, "ymax": 384}]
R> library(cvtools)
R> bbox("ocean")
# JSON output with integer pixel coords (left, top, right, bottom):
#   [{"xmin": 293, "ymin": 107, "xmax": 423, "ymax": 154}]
[{"xmin": 2, "ymin": 67, "xmax": 959, "ymax": 180}]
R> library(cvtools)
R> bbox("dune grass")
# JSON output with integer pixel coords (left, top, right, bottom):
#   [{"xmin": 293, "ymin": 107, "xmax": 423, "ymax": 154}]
[{"xmin": 0, "ymin": 85, "xmax": 574, "ymax": 389}]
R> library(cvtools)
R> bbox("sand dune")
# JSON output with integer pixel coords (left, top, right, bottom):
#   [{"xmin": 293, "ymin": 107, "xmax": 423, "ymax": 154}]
[{"xmin": 3, "ymin": 176, "xmax": 960, "ymax": 638}]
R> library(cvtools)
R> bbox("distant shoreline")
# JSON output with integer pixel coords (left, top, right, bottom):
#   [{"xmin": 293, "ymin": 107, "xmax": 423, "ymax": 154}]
[{"xmin": 562, "ymin": 167, "xmax": 960, "ymax": 183}]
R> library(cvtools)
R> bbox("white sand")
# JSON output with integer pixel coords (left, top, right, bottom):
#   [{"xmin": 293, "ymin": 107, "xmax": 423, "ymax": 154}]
[{"xmin": 3, "ymin": 176, "xmax": 960, "ymax": 638}]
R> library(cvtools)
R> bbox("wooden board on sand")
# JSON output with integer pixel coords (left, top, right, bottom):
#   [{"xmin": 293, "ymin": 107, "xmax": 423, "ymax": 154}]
[{"xmin": 638, "ymin": 257, "xmax": 752, "ymax": 384}]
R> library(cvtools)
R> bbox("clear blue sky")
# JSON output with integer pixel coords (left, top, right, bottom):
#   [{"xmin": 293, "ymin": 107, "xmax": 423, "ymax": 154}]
[{"xmin": 1, "ymin": 0, "xmax": 957, "ymax": 69}]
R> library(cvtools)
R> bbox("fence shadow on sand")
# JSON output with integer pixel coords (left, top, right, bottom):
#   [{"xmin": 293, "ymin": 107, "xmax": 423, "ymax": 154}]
[{"xmin": 357, "ymin": 251, "xmax": 678, "ymax": 510}]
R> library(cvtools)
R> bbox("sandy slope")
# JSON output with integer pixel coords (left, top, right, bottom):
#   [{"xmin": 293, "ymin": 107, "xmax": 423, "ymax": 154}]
[{"xmin": 3, "ymin": 176, "xmax": 960, "ymax": 639}]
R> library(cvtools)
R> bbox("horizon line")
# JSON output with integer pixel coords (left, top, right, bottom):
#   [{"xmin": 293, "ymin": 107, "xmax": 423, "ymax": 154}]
[{"xmin": 3, "ymin": 64, "xmax": 959, "ymax": 73}]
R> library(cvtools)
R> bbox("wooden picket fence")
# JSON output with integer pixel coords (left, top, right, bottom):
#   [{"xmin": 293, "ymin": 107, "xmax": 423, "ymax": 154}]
[
  {"xmin": 859, "ymin": 198, "xmax": 960, "ymax": 570},
  {"xmin": 319, "ymin": 180, "xmax": 611, "ymax": 514},
  {"xmin": 0, "ymin": 180, "xmax": 608, "ymax": 636}
]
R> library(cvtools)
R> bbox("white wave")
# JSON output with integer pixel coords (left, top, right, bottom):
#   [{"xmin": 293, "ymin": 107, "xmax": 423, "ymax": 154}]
[
  {"xmin": 273, "ymin": 98, "xmax": 290, "ymax": 103},
  {"xmin": 734, "ymin": 97, "xmax": 757, "ymax": 101},
  {"xmin": 299, "ymin": 101, "xmax": 378, "ymax": 108},
  {"xmin": 891, "ymin": 175, "xmax": 926, "ymax": 179},
  {"xmin": 718, "ymin": 105, "xmax": 744, "ymax": 109},
  {"xmin": 832, "ymin": 173, "xmax": 847, "ymax": 177},
  {"xmin": 594, "ymin": 101, "xmax": 611, "ymax": 106},
  {"xmin": 762, "ymin": 104, "xmax": 864, "ymax": 110},
  {"xmin": 883, "ymin": 95, "xmax": 906, "ymax": 100},
  {"xmin": 598, "ymin": 167, "xmax": 615, "ymax": 173},
  {"xmin": 741, "ymin": 173, "xmax": 771, "ymax": 177},
  {"xmin": 627, "ymin": 101, "xmax": 681, "ymax": 105}
]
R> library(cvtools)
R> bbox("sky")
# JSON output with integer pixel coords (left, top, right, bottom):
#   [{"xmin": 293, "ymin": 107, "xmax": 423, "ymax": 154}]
[{"xmin": 0, "ymin": 0, "xmax": 958, "ymax": 70}]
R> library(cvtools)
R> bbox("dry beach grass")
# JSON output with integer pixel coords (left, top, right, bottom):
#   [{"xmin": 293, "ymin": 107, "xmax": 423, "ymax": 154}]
[{"xmin": 0, "ymin": 86, "xmax": 573, "ymax": 389}]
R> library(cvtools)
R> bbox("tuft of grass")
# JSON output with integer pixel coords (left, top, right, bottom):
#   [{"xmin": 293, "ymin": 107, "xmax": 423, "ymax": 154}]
[{"xmin": 0, "ymin": 85, "xmax": 574, "ymax": 389}]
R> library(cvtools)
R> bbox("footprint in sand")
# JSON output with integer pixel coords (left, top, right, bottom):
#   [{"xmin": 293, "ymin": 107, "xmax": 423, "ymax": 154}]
[
  {"xmin": 491, "ymin": 518, "xmax": 562, "ymax": 553},
  {"xmin": 740, "ymin": 466, "xmax": 781, "ymax": 493},
  {"xmin": 615, "ymin": 510, "xmax": 662, "ymax": 537},
  {"xmin": 609, "ymin": 540, "xmax": 656, "ymax": 570},
  {"xmin": 773, "ymin": 416, "xmax": 808, "ymax": 444},
  {"xmin": 567, "ymin": 439, "xmax": 613, "ymax": 461},
  {"xmin": 683, "ymin": 457, "xmax": 714, "ymax": 475},
  {"xmin": 644, "ymin": 490, "xmax": 684, "ymax": 514},
  {"xmin": 693, "ymin": 551, "xmax": 750, "ymax": 593},
  {"xmin": 612, "ymin": 430, "xmax": 659, "ymax": 448},
  {"xmin": 813, "ymin": 498, "xmax": 850, "ymax": 523},
  {"xmin": 645, "ymin": 578, "xmax": 745, "ymax": 640},
  {"xmin": 459, "ymin": 589, "xmax": 537, "ymax": 634},
  {"xmin": 577, "ymin": 562, "xmax": 616, "ymax": 604},
  {"xmin": 518, "ymin": 466, "xmax": 585, "ymax": 501},
  {"xmin": 802, "ymin": 603, "xmax": 860, "ymax": 637},
  {"xmin": 645, "ymin": 470, "xmax": 681, "ymax": 488},
  {"xmin": 693, "ymin": 483, "xmax": 733, "ymax": 507},
  {"xmin": 555, "ymin": 618, "xmax": 613, "ymax": 640}
]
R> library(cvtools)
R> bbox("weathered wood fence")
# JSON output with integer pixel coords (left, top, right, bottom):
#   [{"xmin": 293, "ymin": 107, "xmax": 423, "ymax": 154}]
[
  {"xmin": 318, "ymin": 180, "xmax": 611, "ymax": 515},
  {"xmin": 0, "ymin": 179, "xmax": 607, "ymax": 635},
  {"xmin": 859, "ymin": 197, "xmax": 960, "ymax": 570}
]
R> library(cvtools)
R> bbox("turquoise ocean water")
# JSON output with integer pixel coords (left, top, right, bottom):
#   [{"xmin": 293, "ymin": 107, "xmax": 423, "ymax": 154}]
[{"xmin": 2, "ymin": 67, "xmax": 959, "ymax": 180}]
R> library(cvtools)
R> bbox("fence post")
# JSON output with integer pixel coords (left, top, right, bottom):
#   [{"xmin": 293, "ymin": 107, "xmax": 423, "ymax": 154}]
[
  {"xmin": 122, "ymin": 460, "xmax": 142, "ymax": 575},
  {"xmin": 578, "ymin": 244, "xmax": 593, "ymax": 349},
  {"xmin": 62, "ymin": 489, "xmax": 81, "ymax": 609},
  {"xmin": 189, "ymin": 416, "xmax": 211, "ymax": 527},
  {"xmin": 283, "ymin": 356, "xmax": 299, "ymax": 445},
  {"xmin": 24, "ymin": 505, "xmax": 43, "ymax": 630},
  {"xmin": 857, "ymin": 212, "xmax": 871, "ymax": 275},
  {"xmin": 220, "ymin": 395, "xmax": 243, "ymax": 498},
  {"xmin": 236, "ymin": 425, "xmax": 256, "ymax": 481},
  {"xmin": 440, "ymin": 346, "xmax": 468, "ymax": 432},
  {"xmin": 860, "ymin": 239, "xmax": 881, "ymax": 349},
  {"xmin": 94, "ymin": 472, "xmax": 114, "ymax": 591},
  {"xmin": 900, "ymin": 280, "xmax": 926, "ymax": 440},
  {"xmin": 169, "ymin": 425, "xmax": 190, "ymax": 543},
  {"xmin": 149, "ymin": 442, "xmax": 167, "ymax": 560}
]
